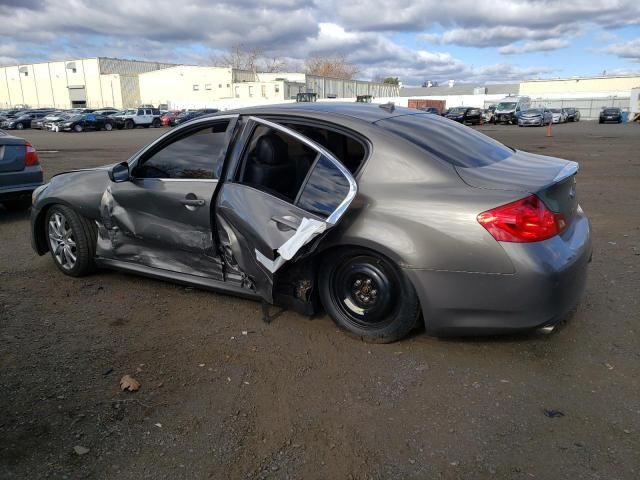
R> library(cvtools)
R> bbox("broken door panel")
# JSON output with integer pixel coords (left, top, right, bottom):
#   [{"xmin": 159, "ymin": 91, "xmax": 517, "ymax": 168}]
[{"xmin": 215, "ymin": 116, "xmax": 357, "ymax": 301}]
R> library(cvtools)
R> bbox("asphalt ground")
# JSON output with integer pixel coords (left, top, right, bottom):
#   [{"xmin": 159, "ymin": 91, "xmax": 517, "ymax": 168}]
[{"xmin": 1, "ymin": 120, "xmax": 639, "ymax": 479}]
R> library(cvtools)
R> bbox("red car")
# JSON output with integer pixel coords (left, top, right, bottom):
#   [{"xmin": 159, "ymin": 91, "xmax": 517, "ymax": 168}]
[{"xmin": 160, "ymin": 110, "xmax": 182, "ymax": 127}]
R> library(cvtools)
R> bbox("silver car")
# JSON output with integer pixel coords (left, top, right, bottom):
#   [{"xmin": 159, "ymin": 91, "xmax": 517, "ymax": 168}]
[
  {"xmin": 518, "ymin": 108, "xmax": 553, "ymax": 127},
  {"xmin": 30, "ymin": 103, "xmax": 591, "ymax": 342}
]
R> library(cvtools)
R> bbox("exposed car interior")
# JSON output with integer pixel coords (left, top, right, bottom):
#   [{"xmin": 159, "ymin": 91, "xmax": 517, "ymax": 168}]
[{"xmin": 238, "ymin": 122, "xmax": 366, "ymax": 203}]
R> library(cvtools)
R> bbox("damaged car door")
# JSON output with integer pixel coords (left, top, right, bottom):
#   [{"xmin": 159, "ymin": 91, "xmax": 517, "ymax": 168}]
[
  {"xmin": 216, "ymin": 116, "xmax": 357, "ymax": 301},
  {"xmin": 98, "ymin": 115, "xmax": 239, "ymax": 280}
]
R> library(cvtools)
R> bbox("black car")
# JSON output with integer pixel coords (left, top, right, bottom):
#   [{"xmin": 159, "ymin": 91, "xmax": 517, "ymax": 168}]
[
  {"xmin": 563, "ymin": 107, "xmax": 581, "ymax": 122},
  {"xmin": 599, "ymin": 107, "xmax": 623, "ymax": 124},
  {"xmin": 1, "ymin": 110, "xmax": 54, "ymax": 130},
  {"xmin": 418, "ymin": 107, "xmax": 440, "ymax": 114},
  {"xmin": 55, "ymin": 113, "xmax": 115, "ymax": 132},
  {"xmin": 0, "ymin": 131, "xmax": 43, "ymax": 211},
  {"xmin": 174, "ymin": 109, "xmax": 219, "ymax": 125},
  {"xmin": 445, "ymin": 107, "xmax": 482, "ymax": 125}
]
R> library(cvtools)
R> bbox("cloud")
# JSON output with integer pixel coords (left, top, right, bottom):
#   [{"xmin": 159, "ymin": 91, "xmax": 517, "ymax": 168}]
[
  {"xmin": 499, "ymin": 38, "xmax": 570, "ymax": 55},
  {"xmin": 600, "ymin": 38, "xmax": 640, "ymax": 61}
]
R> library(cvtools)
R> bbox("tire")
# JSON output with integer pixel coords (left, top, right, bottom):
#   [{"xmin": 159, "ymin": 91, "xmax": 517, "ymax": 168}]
[
  {"xmin": 104, "ymin": 122, "xmax": 113, "ymax": 131},
  {"xmin": 318, "ymin": 248, "xmax": 421, "ymax": 343},
  {"xmin": 16, "ymin": 122, "xmax": 24, "ymax": 130},
  {"xmin": 74, "ymin": 124, "xmax": 83, "ymax": 133},
  {"xmin": 125, "ymin": 120, "xmax": 134, "ymax": 129},
  {"xmin": 45, "ymin": 205, "xmax": 97, "ymax": 277},
  {"xmin": 3, "ymin": 197, "xmax": 31, "ymax": 211},
  {"xmin": 152, "ymin": 118, "xmax": 161, "ymax": 128}
]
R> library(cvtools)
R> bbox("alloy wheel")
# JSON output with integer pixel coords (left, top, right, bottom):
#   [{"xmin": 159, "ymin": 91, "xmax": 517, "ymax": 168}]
[{"xmin": 48, "ymin": 212, "xmax": 77, "ymax": 270}]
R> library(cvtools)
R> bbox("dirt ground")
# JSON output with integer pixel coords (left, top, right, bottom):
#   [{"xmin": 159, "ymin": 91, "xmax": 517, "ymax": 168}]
[{"xmin": 1, "ymin": 121, "xmax": 639, "ymax": 480}]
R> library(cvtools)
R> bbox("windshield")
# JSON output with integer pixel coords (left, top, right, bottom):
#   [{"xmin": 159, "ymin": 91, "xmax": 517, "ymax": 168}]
[
  {"xmin": 524, "ymin": 109, "xmax": 542, "ymax": 115},
  {"xmin": 125, "ymin": 109, "xmax": 137, "ymax": 115},
  {"xmin": 449, "ymin": 107, "xmax": 466, "ymax": 114},
  {"xmin": 550, "ymin": 109, "xmax": 561, "ymax": 113},
  {"xmin": 603, "ymin": 108, "xmax": 619, "ymax": 114},
  {"xmin": 377, "ymin": 113, "xmax": 513, "ymax": 168},
  {"xmin": 496, "ymin": 102, "xmax": 517, "ymax": 110}
]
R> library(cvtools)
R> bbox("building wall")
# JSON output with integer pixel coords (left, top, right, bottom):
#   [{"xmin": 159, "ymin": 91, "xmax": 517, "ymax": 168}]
[
  {"xmin": 520, "ymin": 75, "xmax": 640, "ymax": 95},
  {"xmin": 139, "ymin": 66, "xmax": 236, "ymax": 106}
]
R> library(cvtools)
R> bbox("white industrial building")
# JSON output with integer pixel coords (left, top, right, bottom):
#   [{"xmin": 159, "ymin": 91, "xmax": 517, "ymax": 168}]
[
  {"xmin": 0, "ymin": 58, "xmax": 400, "ymax": 110},
  {"xmin": 0, "ymin": 57, "xmax": 176, "ymax": 109}
]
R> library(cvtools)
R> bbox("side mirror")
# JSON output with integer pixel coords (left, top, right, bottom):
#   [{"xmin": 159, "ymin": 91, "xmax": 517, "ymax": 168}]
[{"xmin": 109, "ymin": 161, "xmax": 130, "ymax": 183}]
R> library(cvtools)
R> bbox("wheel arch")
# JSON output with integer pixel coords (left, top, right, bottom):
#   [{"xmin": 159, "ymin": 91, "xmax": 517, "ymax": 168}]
[{"xmin": 32, "ymin": 199, "xmax": 79, "ymax": 255}]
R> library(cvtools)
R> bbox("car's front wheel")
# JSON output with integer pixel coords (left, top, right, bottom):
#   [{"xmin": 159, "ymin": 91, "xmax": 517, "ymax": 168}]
[
  {"xmin": 74, "ymin": 124, "xmax": 83, "ymax": 132},
  {"xmin": 16, "ymin": 122, "xmax": 24, "ymax": 130},
  {"xmin": 125, "ymin": 120, "xmax": 134, "ymax": 129},
  {"xmin": 45, "ymin": 205, "xmax": 96, "ymax": 277},
  {"xmin": 104, "ymin": 122, "xmax": 113, "ymax": 131},
  {"xmin": 319, "ymin": 249, "xmax": 421, "ymax": 343}
]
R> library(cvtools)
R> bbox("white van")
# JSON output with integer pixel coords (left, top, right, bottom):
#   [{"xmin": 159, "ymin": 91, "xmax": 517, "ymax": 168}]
[{"xmin": 494, "ymin": 95, "xmax": 531, "ymax": 124}]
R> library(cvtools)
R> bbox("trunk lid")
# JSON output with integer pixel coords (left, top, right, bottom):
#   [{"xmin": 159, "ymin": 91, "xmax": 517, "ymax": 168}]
[
  {"xmin": 0, "ymin": 132, "xmax": 26, "ymax": 173},
  {"xmin": 456, "ymin": 150, "xmax": 579, "ymax": 224}
]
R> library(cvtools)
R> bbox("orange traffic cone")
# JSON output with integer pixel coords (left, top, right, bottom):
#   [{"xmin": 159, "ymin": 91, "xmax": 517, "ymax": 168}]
[{"xmin": 546, "ymin": 121, "xmax": 553, "ymax": 137}]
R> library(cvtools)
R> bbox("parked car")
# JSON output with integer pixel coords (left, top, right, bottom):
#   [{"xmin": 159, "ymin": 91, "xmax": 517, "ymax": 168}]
[
  {"xmin": 113, "ymin": 108, "xmax": 162, "ymax": 129},
  {"xmin": 31, "ymin": 111, "xmax": 66, "ymax": 129},
  {"xmin": 518, "ymin": 108, "xmax": 553, "ymax": 127},
  {"xmin": 1, "ymin": 131, "xmax": 43, "ymax": 211},
  {"xmin": 549, "ymin": 108, "xmax": 567, "ymax": 124},
  {"xmin": 160, "ymin": 110, "xmax": 182, "ymax": 127},
  {"xmin": 564, "ymin": 108, "xmax": 581, "ymax": 122},
  {"xmin": 599, "ymin": 107, "xmax": 623, "ymax": 124},
  {"xmin": 494, "ymin": 96, "xmax": 531, "ymax": 124},
  {"xmin": 482, "ymin": 105, "xmax": 496, "ymax": 123},
  {"xmin": 174, "ymin": 109, "xmax": 219, "ymax": 125},
  {"xmin": 29, "ymin": 103, "xmax": 591, "ymax": 342},
  {"xmin": 445, "ymin": 107, "xmax": 483, "ymax": 125},
  {"xmin": 418, "ymin": 107, "xmax": 440, "ymax": 114},
  {"xmin": 1, "ymin": 110, "xmax": 54, "ymax": 130},
  {"xmin": 44, "ymin": 113, "xmax": 74, "ymax": 131},
  {"xmin": 93, "ymin": 108, "xmax": 120, "ymax": 117},
  {"xmin": 54, "ymin": 113, "xmax": 115, "ymax": 132}
]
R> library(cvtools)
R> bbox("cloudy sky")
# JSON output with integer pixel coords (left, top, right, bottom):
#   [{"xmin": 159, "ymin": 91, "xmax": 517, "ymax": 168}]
[{"xmin": 1, "ymin": 0, "xmax": 639, "ymax": 85}]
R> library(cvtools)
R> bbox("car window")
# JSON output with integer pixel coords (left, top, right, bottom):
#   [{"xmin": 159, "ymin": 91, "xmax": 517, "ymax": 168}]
[
  {"xmin": 296, "ymin": 154, "xmax": 351, "ymax": 218},
  {"xmin": 238, "ymin": 124, "xmax": 318, "ymax": 202},
  {"xmin": 134, "ymin": 121, "xmax": 231, "ymax": 180},
  {"xmin": 376, "ymin": 113, "xmax": 513, "ymax": 168}
]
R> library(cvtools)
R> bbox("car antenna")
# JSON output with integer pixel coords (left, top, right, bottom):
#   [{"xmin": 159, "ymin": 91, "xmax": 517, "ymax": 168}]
[{"xmin": 379, "ymin": 102, "xmax": 395, "ymax": 113}]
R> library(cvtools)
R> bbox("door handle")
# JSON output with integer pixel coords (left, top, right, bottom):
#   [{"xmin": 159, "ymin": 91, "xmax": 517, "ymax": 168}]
[
  {"xmin": 181, "ymin": 198, "xmax": 205, "ymax": 207},
  {"xmin": 271, "ymin": 215, "xmax": 300, "ymax": 231}
]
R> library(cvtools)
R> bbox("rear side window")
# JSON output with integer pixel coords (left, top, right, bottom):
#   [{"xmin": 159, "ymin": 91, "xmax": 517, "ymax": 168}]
[
  {"xmin": 297, "ymin": 154, "xmax": 351, "ymax": 218},
  {"xmin": 376, "ymin": 114, "xmax": 513, "ymax": 168}
]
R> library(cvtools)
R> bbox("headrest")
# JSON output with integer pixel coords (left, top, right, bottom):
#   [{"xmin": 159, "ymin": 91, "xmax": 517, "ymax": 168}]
[{"xmin": 256, "ymin": 134, "xmax": 288, "ymax": 166}]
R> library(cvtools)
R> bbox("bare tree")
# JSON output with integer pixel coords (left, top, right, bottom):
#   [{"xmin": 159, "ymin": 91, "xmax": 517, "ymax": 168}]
[
  {"xmin": 304, "ymin": 55, "xmax": 359, "ymax": 80},
  {"xmin": 211, "ymin": 45, "xmax": 287, "ymax": 73}
]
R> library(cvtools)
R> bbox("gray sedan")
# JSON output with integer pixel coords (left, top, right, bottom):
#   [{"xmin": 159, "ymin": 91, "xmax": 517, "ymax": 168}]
[
  {"xmin": 30, "ymin": 103, "xmax": 591, "ymax": 342},
  {"xmin": 1, "ymin": 131, "xmax": 43, "ymax": 211}
]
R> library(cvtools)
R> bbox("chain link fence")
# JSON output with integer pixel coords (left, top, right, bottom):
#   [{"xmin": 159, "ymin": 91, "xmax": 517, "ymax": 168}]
[{"xmin": 485, "ymin": 96, "xmax": 630, "ymax": 120}]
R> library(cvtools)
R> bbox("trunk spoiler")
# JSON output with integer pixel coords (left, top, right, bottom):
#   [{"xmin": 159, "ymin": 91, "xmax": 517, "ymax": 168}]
[{"xmin": 552, "ymin": 161, "xmax": 579, "ymax": 183}]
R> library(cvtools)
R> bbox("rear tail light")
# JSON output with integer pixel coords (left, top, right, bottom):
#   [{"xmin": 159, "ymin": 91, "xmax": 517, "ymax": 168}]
[
  {"xmin": 25, "ymin": 142, "xmax": 39, "ymax": 166},
  {"xmin": 477, "ymin": 194, "xmax": 567, "ymax": 243}
]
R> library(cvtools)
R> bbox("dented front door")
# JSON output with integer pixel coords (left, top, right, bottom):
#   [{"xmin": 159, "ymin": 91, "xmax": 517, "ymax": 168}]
[
  {"xmin": 97, "ymin": 116, "xmax": 239, "ymax": 280},
  {"xmin": 216, "ymin": 116, "xmax": 357, "ymax": 301}
]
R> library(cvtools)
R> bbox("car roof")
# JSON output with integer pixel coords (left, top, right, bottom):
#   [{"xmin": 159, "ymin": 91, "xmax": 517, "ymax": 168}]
[{"xmin": 224, "ymin": 102, "xmax": 419, "ymax": 124}]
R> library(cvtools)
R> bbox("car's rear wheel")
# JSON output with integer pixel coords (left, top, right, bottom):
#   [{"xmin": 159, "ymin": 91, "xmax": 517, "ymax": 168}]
[
  {"xmin": 74, "ymin": 124, "xmax": 83, "ymax": 132},
  {"xmin": 319, "ymin": 249, "xmax": 420, "ymax": 343},
  {"xmin": 104, "ymin": 123, "xmax": 113, "ymax": 131},
  {"xmin": 152, "ymin": 118, "xmax": 161, "ymax": 128},
  {"xmin": 45, "ymin": 205, "xmax": 96, "ymax": 277}
]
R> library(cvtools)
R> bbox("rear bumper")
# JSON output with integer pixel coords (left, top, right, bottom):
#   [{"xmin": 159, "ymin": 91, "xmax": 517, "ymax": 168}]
[
  {"xmin": 0, "ymin": 167, "xmax": 43, "ymax": 201},
  {"xmin": 406, "ymin": 207, "xmax": 592, "ymax": 336}
]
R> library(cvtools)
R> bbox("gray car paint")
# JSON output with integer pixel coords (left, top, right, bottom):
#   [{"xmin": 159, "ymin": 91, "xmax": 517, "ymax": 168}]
[{"xmin": 31, "ymin": 103, "xmax": 591, "ymax": 335}]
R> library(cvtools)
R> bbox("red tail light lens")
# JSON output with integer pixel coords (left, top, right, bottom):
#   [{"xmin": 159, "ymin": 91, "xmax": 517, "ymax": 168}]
[
  {"xmin": 477, "ymin": 194, "xmax": 566, "ymax": 242},
  {"xmin": 25, "ymin": 142, "xmax": 39, "ymax": 166}
]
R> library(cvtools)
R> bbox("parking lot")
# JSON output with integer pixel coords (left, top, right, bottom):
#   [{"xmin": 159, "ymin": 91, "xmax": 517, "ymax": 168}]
[{"xmin": 1, "ymin": 121, "xmax": 639, "ymax": 479}]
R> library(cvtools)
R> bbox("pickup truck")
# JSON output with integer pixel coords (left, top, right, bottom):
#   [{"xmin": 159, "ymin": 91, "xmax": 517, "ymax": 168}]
[
  {"xmin": 0, "ymin": 131, "xmax": 43, "ymax": 211},
  {"xmin": 113, "ymin": 108, "xmax": 162, "ymax": 129}
]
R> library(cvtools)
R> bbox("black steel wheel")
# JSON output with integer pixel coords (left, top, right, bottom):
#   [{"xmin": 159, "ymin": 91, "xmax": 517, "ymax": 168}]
[
  {"xmin": 152, "ymin": 118, "xmax": 161, "ymax": 128},
  {"xmin": 125, "ymin": 120, "xmax": 134, "ymax": 129},
  {"xmin": 319, "ymin": 249, "xmax": 420, "ymax": 343}
]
